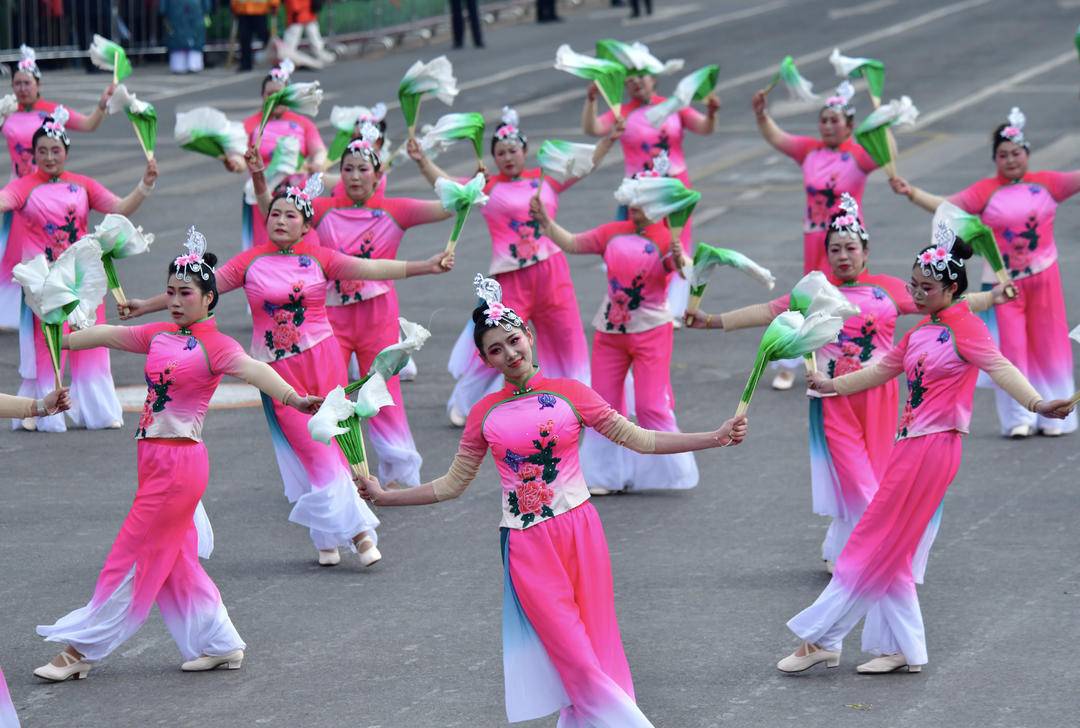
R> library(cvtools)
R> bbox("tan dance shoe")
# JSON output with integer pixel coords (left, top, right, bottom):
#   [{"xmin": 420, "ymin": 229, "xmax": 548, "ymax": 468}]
[
  {"xmin": 449, "ymin": 406, "xmax": 467, "ymax": 428},
  {"xmin": 317, "ymin": 548, "xmax": 341, "ymax": 566},
  {"xmin": 181, "ymin": 649, "xmax": 244, "ymax": 672},
  {"xmin": 354, "ymin": 535, "xmax": 381, "ymax": 567},
  {"xmin": 34, "ymin": 651, "xmax": 91, "ymax": 682},
  {"xmin": 771, "ymin": 369, "xmax": 796, "ymax": 391},
  {"xmin": 1039, "ymin": 426, "xmax": 1063, "ymax": 437},
  {"xmin": 777, "ymin": 642, "xmax": 840, "ymax": 673},
  {"xmin": 856, "ymin": 653, "xmax": 921, "ymax": 674},
  {"xmin": 1008, "ymin": 424, "xmax": 1032, "ymax": 438}
]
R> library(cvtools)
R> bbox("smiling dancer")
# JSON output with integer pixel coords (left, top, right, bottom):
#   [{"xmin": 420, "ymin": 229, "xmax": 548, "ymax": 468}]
[
  {"xmin": 776, "ymin": 228, "xmax": 1072, "ymax": 676},
  {"xmin": 354, "ymin": 274, "xmax": 747, "ymax": 727},
  {"xmin": 410, "ymin": 107, "xmax": 619, "ymax": 425},
  {"xmin": 0, "ymin": 111, "xmax": 156, "ymax": 432},
  {"xmin": 123, "ymin": 167, "xmax": 452, "ymax": 566},
  {"xmin": 34, "ymin": 229, "xmax": 324, "ymax": 682},
  {"xmin": 891, "ymin": 107, "xmax": 1080, "ymax": 438}
]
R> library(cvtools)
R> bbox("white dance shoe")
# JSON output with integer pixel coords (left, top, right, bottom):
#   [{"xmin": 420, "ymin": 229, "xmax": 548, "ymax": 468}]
[
  {"xmin": 856, "ymin": 653, "xmax": 921, "ymax": 674},
  {"xmin": 449, "ymin": 406, "xmax": 467, "ymax": 428},
  {"xmin": 181, "ymin": 649, "xmax": 245, "ymax": 672},
  {"xmin": 771, "ymin": 369, "xmax": 796, "ymax": 391},
  {"xmin": 1040, "ymin": 426, "xmax": 1063, "ymax": 437},
  {"xmin": 777, "ymin": 642, "xmax": 840, "ymax": 673},
  {"xmin": 1008, "ymin": 424, "xmax": 1032, "ymax": 438},
  {"xmin": 588, "ymin": 487, "xmax": 613, "ymax": 496},
  {"xmin": 354, "ymin": 535, "xmax": 382, "ymax": 567},
  {"xmin": 34, "ymin": 651, "xmax": 91, "ymax": 682},
  {"xmin": 318, "ymin": 548, "xmax": 341, "ymax": 566},
  {"xmin": 824, "ymin": 559, "xmax": 835, "ymax": 574}
]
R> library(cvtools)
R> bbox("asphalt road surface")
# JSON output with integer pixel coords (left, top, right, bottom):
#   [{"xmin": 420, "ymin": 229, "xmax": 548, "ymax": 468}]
[{"xmin": 2, "ymin": 1, "xmax": 1080, "ymax": 726}]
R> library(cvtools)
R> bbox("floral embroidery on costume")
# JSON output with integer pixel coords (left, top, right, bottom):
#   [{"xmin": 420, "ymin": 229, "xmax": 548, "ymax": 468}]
[
  {"xmin": 506, "ymin": 419, "xmax": 561, "ymax": 526},
  {"xmin": 263, "ymin": 281, "xmax": 307, "ymax": 360},
  {"xmin": 508, "ymin": 218, "xmax": 543, "ymax": 267},
  {"xmin": 1001, "ymin": 214, "xmax": 1039, "ymax": 276},
  {"xmin": 828, "ymin": 314, "xmax": 877, "ymax": 377},
  {"xmin": 538, "ymin": 393, "xmax": 556, "ymax": 410},
  {"xmin": 42, "ymin": 207, "xmax": 79, "ymax": 262},
  {"xmin": 604, "ymin": 273, "xmax": 646, "ymax": 334},
  {"xmin": 898, "ymin": 352, "xmax": 928, "ymax": 438},
  {"xmin": 137, "ymin": 360, "xmax": 179, "ymax": 437},
  {"xmin": 334, "ymin": 237, "xmax": 376, "ymax": 304},
  {"xmin": 806, "ymin": 179, "xmax": 838, "ymax": 231}
]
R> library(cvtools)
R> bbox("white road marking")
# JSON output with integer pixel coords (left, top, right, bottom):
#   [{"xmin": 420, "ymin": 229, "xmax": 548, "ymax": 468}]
[{"xmin": 828, "ymin": 0, "xmax": 899, "ymax": 19}]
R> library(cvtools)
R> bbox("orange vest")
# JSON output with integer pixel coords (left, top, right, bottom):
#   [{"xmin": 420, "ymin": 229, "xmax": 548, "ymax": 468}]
[{"xmin": 231, "ymin": 0, "xmax": 280, "ymax": 15}]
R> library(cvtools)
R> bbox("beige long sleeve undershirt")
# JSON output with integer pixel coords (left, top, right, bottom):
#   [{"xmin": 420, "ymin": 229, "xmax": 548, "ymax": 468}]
[
  {"xmin": 719, "ymin": 303, "xmax": 775, "ymax": 331},
  {"xmin": 356, "ymin": 258, "xmax": 409, "ymax": 280},
  {"xmin": 0, "ymin": 393, "xmax": 37, "ymax": 419},
  {"xmin": 229, "ymin": 357, "xmax": 297, "ymax": 405}
]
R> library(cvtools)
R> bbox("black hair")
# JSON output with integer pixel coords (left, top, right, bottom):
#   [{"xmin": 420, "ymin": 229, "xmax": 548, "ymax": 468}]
[
  {"xmin": 914, "ymin": 237, "xmax": 974, "ymax": 296},
  {"xmin": 824, "ymin": 211, "xmax": 869, "ymax": 249},
  {"xmin": 31, "ymin": 117, "xmax": 69, "ymax": 152},
  {"xmin": 261, "ymin": 74, "xmax": 283, "ymax": 95},
  {"xmin": 169, "ymin": 252, "xmax": 220, "ymax": 310},
  {"xmin": 267, "ymin": 191, "xmax": 314, "ymax": 222},
  {"xmin": 991, "ymin": 123, "xmax": 1030, "ymax": 159},
  {"xmin": 490, "ymin": 131, "xmax": 527, "ymax": 156},
  {"xmin": 338, "ymin": 136, "xmax": 382, "ymax": 172},
  {"xmin": 471, "ymin": 303, "xmax": 527, "ymax": 352},
  {"xmin": 819, "ymin": 105, "xmax": 855, "ymax": 128}
]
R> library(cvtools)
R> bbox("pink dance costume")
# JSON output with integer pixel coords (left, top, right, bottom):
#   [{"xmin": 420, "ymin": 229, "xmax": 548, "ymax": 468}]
[
  {"xmin": 949, "ymin": 170, "xmax": 1080, "ymax": 435},
  {"xmin": 0, "ymin": 168, "xmax": 123, "ymax": 432},
  {"xmin": 451, "ymin": 371, "xmax": 654, "ymax": 725},
  {"xmin": 0, "ymin": 99, "xmax": 92, "ymax": 328},
  {"xmin": 215, "ymin": 239, "xmax": 380, "ymax": 551},
  {"xmin": 447, "ymin": 169, "xmax": 590, "ymax": 416},
  {"xmin": 312, "ymin": 191, "xmax": 446, "ymax": 485},
  {"xmin": 241, "ymin": 111, "xmax": 325, "ymax": 250},
  {"xmin": 0, "ymin": 666, "xmax": 18, "ymax": 728},
  {"xmin": 36, "ymin": 318, "xmax": 252, "ymax": 664},
  {"xmin": 787, "ymin": 301, "xmax": 1044, "ymax": 665},
  {"xmin": 775, "ymin": 135, "xmax": 878, "ymax": 274},
  {"xmin": 600, "ymin": 96, "xmax": 708, "ymax": 316},
  {"xmin": 573, "ymin": 220, "xmax": 697, "ymax": 490}
]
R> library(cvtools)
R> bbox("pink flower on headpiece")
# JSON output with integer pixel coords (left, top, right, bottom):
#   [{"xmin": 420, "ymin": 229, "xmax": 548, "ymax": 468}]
[
  {"xmin": 174, "ymin": 253, "xmax": 200, "ymax": 268},
  {"xmin": 932, "ymin": 246, "xmax": 949, "ymax": 263},
  {"xmin": 1002, "ymin": 126, "xmax": 1021, "ymax": 140},
  {"xmin": 484, "ymin": 302, "xmax": 506, "ymax": 326},
  {"xmin": 496, "ymin": 124, "xmax": 518, "ymax": 139},
  {"xmin": 825, "ymin": 96, "xmax": 845, "ymax": 107},
  {"xmin": 834, "ymin": 214, "xmax": 855, "ymax": 228},
  {"xmin": 347, "ymin": 139, "xmax": 375, "ymax": 157},
  {"xmin": 18, "ymin": 59, "xmax": 35, "ymax": 72},
  {"xmin": 918, "ymin": 250, "xmax": 935, "ymax": 266}
]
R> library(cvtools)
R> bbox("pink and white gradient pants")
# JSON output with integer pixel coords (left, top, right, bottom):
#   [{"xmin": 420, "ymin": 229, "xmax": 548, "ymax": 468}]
[{"xmin": 37, "ymin": 440, "xmax": 245, "ymax": 663}]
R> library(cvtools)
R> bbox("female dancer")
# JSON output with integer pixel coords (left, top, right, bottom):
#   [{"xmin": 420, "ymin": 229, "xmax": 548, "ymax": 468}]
[
  {"xmin": 0, "ymin": 45, "xmax": 115, "ymax": 327},
  {"xmin": 354, "ymin": 274, "xmax": 747, "ymax": 726},
  {"xmin": 34, "ymin": 232, "xmax": 323, "ymax": 681},
  {"xmin": 777, "ymin": 232, "xmax": 1071, "ymax": 675},
  {"xmin": 0, "ymin": 112, "xmax": 157, "ymax": 432},
  {"xmin": 529, "ymin": 187, "xmax": 698, "ymax": 493},
  {"xmin": 580, "ymin": 42, "xmax": 719, "ymax": 317},
  {"xmin": 409, "ymin": 107, "xmax": 619, "ymax": 425},
  {"xmin": 122, "ymin": 170, "xmax": 453, "ymax": 566},
  {"xmin": 239, "ymin": 60, "xmax": 327, "ymax": 250},
  {"xmin": 308, "ymin": 129, "xmax": 453, "ymax": 486},
  {"xmin": 751, "ymin": 81, "xmax": 878, "ymax": 390},
  {"xmin": 890, "ymin": 107, "xmax": 1080, "ymax": 438},
  {"xmin": 687, "ymin": 196, "xmax": 1003, "ymax": 570}
]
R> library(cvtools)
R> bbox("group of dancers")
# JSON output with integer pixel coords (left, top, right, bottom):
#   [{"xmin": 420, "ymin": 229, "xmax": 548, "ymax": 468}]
[{"xmin": 0, "ymin": 35, "xmax": 1078, "ymax": 728}]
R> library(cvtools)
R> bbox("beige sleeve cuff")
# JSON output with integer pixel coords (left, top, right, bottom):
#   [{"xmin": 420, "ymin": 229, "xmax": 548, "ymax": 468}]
[
  {"xmin": 986, "ymin": 360, "xmax": 1043, "ymax": 412},
  {"xmin": 832, "ymin": 363, "xmax": 900, "ymax": 396},
  {"xmin": 594, "ymin": 411, "xmax": 656, "ymax": 454},
  {"xmin": 964, "ymin": 290, "xmax": 994, "ymax": 313},
  {"xmin": 719, "ymin": 303, "xmax": 775, "ymax": 331},
  {"xmin": 0, "ymin": 393, "xmax": 35, "ymax": 419},
  {"xmin": 431, "ymin": 453, "xmax": 483, "ymax": 501},
  {"xmin": 360, "ymin": 258, "xmax": 409, "ymax": 281}
]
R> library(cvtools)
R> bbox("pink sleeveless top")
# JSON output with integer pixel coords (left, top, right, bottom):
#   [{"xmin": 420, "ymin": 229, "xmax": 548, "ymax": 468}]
[
  {"xmin": 481, "ymin": 169, "xmax": 572, "ymax": 274},
  {"xmin": 216, "ymin": 239, "xmax": 356, "ymax": 362},
  {"xmin": 0, "ymin": 169, "xmax": 119, "ymax": 261},
  {"xmin": 576, "ymin": 220, "xmax": 674, "ymax": 333},
  {"xmin": 949, "ymin": 171, "xmax": 1080, "ymax": 281},
  {"xmin": 312, "ymin": 191, "xmax": 441, "ymax": 305},
  {"xmin": 1, "ymin": 99, "xmax": 89, "ymax": 180},
  {"xmin": 460, "ymin": 372, "xmax": 624, "ymax": 529},
  {"xmin": 778, "ymin": 135, "xmax": 877, "ymax": 235},
  {"xmin": 109, "ymin": 317, "xmax": 248, "ymax": 441},
  {"xmin": 599, "ymin": 95, "xmax": 702, "ymax": 181}
]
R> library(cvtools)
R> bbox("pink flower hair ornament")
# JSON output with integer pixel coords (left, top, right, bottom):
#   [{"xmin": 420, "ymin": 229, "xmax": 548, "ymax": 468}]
[
  {"xmin": 285, "ymin": 172, "xmax": 324, "ymax": 219},
  {"xmin": 268, "ymin": 59, "xmax": 295, "ymax": 84},
  {"xmin": 493, "ymin": 106, "xmax": 527, "ymax": 146},
  {"xmin": 174, "ymin": 226, "xmax": 214, "ymax": 282},
  {"xmin": 830, "ymin": 192, "xmax": 868, "ymax": 241},
  {"xmin": 41, "ymin": 105, "xmax": 70, "ymax": 144},
  {"xmin": 917, "ymin": 221, "xmax": 963, "ymax": 281},
  {"xmin": 999, "ymin": 107, "xmax": 1029, "ymax": 149},
  {"xmin": 824, "ymin": 80, "xmax": 856, "ymax": 116},
  {"xmin": 474, "ymin": 273, "xmax": 524, "ymax": 332},
  {"xmin": 17, "ymin": 44, "xmax": 40, "ymax": 78},
  {"xmin": 345, "ymin": 122, "xmax": 382, "ymax": 163}
]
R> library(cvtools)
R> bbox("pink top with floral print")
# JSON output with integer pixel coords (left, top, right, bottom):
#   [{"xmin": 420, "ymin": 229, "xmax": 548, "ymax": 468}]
[
  {"xmin": 243, "ymin": 110, "xmax": 325, "ymax": 167},
  {"xmin": 216, "ymin": 239, "xmax": 357, "ymax": 362},
  {"xmin": 768, "ymin": 272, "xmax": 916, "ymax": 378},
  {"xmin": 777, "ymin": 135, "xmax": 877, "ymax": 235},
  {"xmin": 312, "ymin": 191, "xmax": 443, "ymax": 305},
  {"xmin": 599, "ymin": 95, "xmax": 702, "ymax": 181},
  {"xmin": 869, "ymin": 301, "xmax": 1005, "ymax": 440},
  {"xmin": 948, "ymin": 171, "xmax": 1080, "ymax": 281},
  {"xmin": 1, "ymin": 100, "xmax": 90, "ymax": 179},
  {"xmin": 576, "ymin": 220, "xmax": 674, "ymax": 334},
  {"xmin": 481, "ymin": 169, "xmax": 573, "ymax": 274},
  {"xmin": 0, "ymin": 169, "xmax": 119, "ymax": 262},
  {"xmin": 106, "ymin": 317, "xmax": 247, "ymax": 441},
  {"xmin": 459, "ymin": 372, "xmax": 622, "ymax": 529}
]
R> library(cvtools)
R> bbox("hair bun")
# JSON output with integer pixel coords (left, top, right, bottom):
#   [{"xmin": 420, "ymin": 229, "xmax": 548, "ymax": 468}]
[
  {"xmin": 471, "ymin": 303, "xmax": 489, "ymax": 327},
  {"xmin": 202, "ymin": 251, "xmax": 219, "ymax": 268},
  {"xmin": 951, "ymin": 237, "xmax": 974, "ymax": 261}
]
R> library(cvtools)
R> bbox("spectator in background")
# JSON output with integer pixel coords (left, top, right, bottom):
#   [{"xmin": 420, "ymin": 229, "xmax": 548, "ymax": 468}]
[
  {"xmin": 280, "ymin": 0, "xmax": 336, "ymax": 68},
  {"xmin": 629, "ymin": 0, "xmax": 653, "ymax": 18},
  {"xmin": 449, "ymin": 0, "xmax": 484, "ymax": 49},
  {"xmin": 232, "ymin": 0, "xmax": 279, "ymax": 72},
  {"xmin": 536, "ymin": 0, "xmax": 561, "ymax": 23},
  {"xmin": 161, "ymin": 0, "xmax": 213, "ymax": 74}
]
